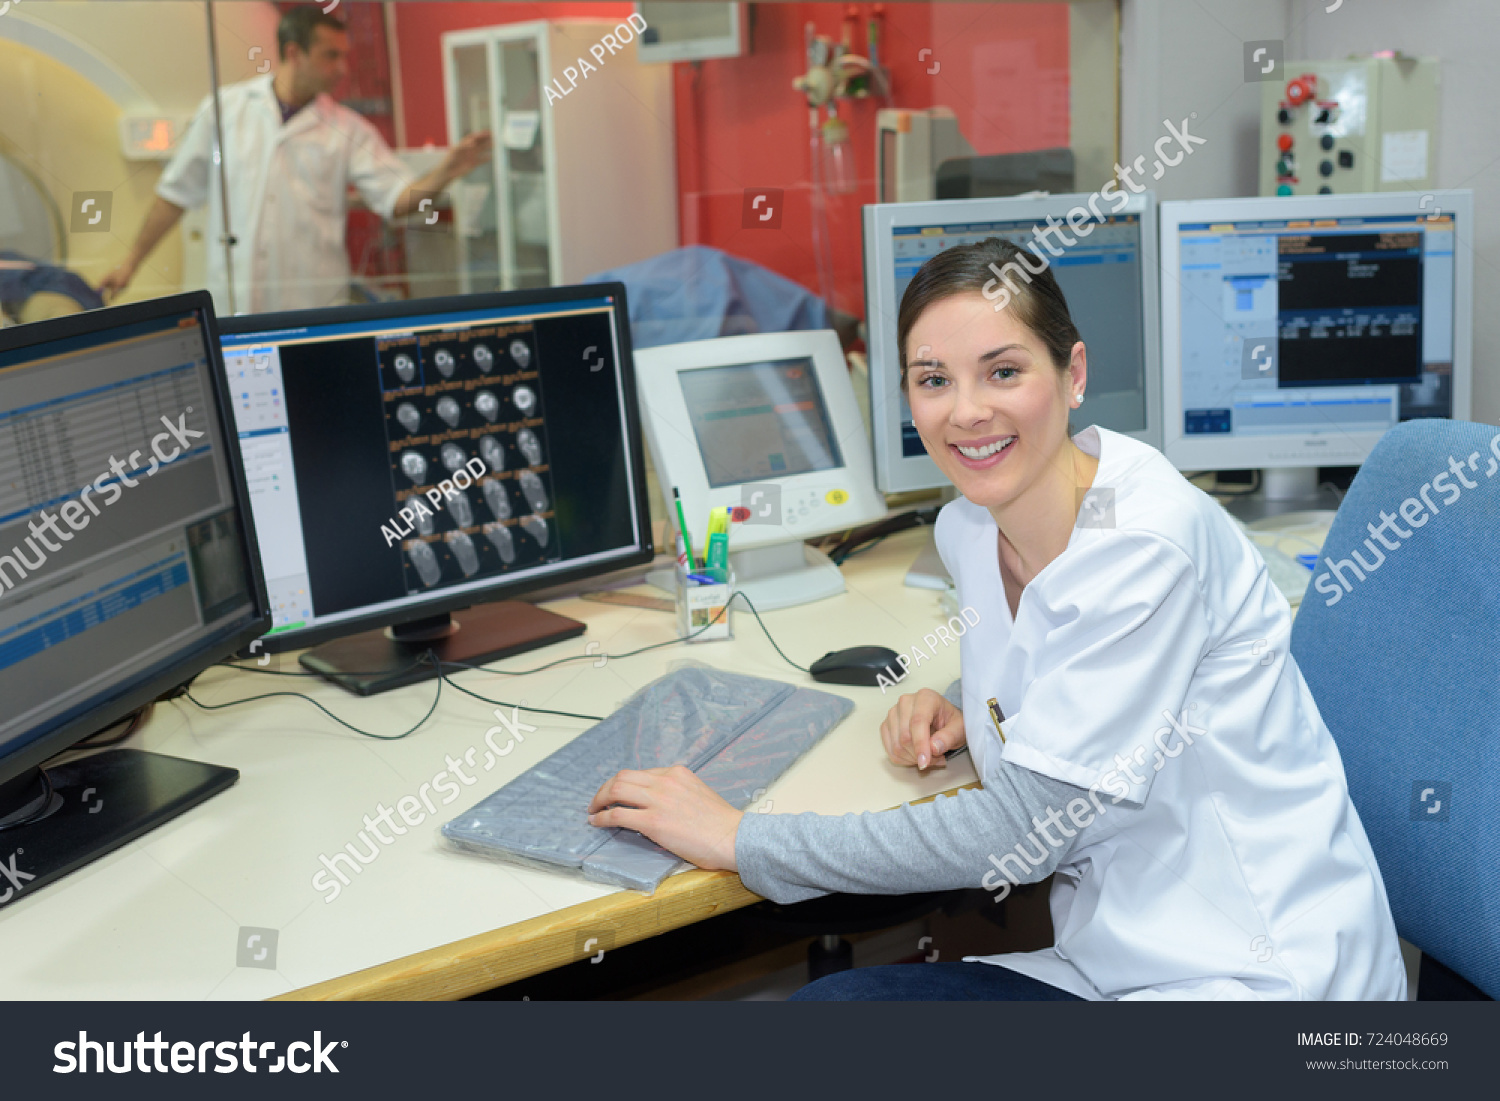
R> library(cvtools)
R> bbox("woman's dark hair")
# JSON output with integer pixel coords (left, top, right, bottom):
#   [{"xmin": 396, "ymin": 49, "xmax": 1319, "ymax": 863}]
[{"xmin": 895, "ymin": 236, "xmax": 1081, "ymax": 388}]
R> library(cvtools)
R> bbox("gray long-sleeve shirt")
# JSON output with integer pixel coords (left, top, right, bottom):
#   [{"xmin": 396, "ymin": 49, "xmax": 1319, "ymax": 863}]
[{"xmin": 734, "ymin": 755, "xmax": 1089, "ymax": 905}]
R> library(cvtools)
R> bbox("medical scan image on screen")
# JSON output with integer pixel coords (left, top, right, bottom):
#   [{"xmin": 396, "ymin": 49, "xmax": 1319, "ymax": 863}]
[
  {"xmin": 0, "ymin": 311, "xmax": 256, "ymax": 758},
  {"xmin": 378, "ymin": 323, "xmax": 559, "ymax": 593},
  {"xmin": 678, "ymin": 358, "xmax": 843, "ymax": 488},
  {"xmin": 219, "ymin": 298, "xmax": 642, "ymax": 638},
  {"xmin": 889, "ymin": 213, "xmax": 1149, "ymax": 452},
  {"xmin": 1175, "ymin": 211, "xmax": 1457, "ymax": 437}
]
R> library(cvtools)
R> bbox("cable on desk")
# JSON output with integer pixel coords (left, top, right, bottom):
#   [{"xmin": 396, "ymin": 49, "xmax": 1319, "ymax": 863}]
[
  {"xmin": 217, "ymin": 655, "xmax": 432, "ymax": 679},
  {"xmin": 376, "ymin": 596, "xmax": 806, "ymax": 723},
  {"xmin": 429, "ymin": 667, "xmax": 605, "ymax": 722},
  {"xmin": 826, "ymin": 505, "xmax": 941, "ymax": 563},
  {"xmin": 833, "ymin": 533, "xmax": 888, "ymax": 564},
  {"xmin": 724, "ymin": 590, "xmax": 809, "ymax": 673},
  {"xmin": 69, "ymin": 703, "xmax": 154, "ymax": 750},
  {"xmin": 178, "ymin": 650, "xmax": 446, "ymax": 741},
  {"xmin": 431, "ymin": 588, "xmax": 810, "ymax": 677},
  {"xmin": 197, "ymin": 590, "xmax": 812, "ymax": 740}
]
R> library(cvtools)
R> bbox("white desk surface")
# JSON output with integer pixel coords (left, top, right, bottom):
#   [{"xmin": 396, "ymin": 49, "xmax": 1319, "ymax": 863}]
[{"xmin": 0, "ymin": 526, "xmax": 972, "ymax": 1000}]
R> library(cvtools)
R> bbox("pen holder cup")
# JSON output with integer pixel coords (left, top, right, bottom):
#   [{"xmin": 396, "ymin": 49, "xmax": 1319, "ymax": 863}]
[{"xmin": 674, "ymin": 566, "xmax": 734, "ymax": 642}]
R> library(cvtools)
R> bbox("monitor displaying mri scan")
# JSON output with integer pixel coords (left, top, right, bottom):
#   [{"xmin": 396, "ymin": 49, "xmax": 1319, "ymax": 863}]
[{"xmin": 217, "ymin": 287, "xmax": 651, "ymax": 649}]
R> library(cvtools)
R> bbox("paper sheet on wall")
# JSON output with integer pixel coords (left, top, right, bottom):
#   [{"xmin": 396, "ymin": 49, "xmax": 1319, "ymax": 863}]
[
  {"xmin": 1380, "ymin": 130, "xmax": 1428, "ymax": 183},
  {"xmin": 502, "ymin": 111, "xmax": 539, "ymax": 150}
]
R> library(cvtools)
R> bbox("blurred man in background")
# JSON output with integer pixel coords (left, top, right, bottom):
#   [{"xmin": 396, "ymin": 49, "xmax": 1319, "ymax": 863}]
[{"xmin": 99, "ymin": 6, "xmax": 490, "ymax": 313}]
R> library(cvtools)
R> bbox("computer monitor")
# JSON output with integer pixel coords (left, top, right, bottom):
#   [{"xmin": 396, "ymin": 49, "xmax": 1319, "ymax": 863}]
[
  {"xmin": 1159, "ymin": 191, "xmax": 1474, "ymax": 512},
  {"xmin": 935, "ymin": 148, "xmax": 1076, "ymax": 201},
  {"xmin": 863, "ymin": 191, "xmax": 1162, "ymax": 495},
  {"xmin": 633, "ymin": 330, "xmax": 886, "ymax": 610},
  {"xmin": 216, "ymin": 285, "xmax": 653, "ymax": 694},
  {"xmin": 0, "ymin": 293, "xmax": 269, "ymax": 907}
]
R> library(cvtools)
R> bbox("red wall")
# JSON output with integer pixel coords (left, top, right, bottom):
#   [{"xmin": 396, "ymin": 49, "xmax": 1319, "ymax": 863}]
[
  {"xmin": 395, "ymin": 2, "xmax": 635, "ymax": 147},
  {"xmin": 391, "ymin": 2, "xmax": 1069, "ymax": 320}
]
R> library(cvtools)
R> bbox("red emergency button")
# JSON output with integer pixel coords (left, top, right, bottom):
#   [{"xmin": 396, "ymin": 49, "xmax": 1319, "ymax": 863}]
[
  {"xmin": 1285, "ymin": 75, "xmax": 1317, "ymax": 106},
  {"xmin": 1277, "ymin": 133, "xmax": 1294, "ymax": 152}
]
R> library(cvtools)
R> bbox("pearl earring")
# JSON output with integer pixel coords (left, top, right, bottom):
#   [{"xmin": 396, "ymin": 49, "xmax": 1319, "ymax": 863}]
[{"xmin": 1074, "ymin": 392, "xmax": 1085, "ymax": 406}]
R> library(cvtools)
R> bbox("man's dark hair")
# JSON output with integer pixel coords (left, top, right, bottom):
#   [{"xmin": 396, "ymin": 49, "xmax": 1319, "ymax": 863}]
[{"xmin": 277, "ymin": 6, "xmax": 346, "ymax": 59}]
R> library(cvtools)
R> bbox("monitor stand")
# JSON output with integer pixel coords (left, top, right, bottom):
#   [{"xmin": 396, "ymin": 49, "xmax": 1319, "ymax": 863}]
[
  {"xmin": 0, "ymin": 748, "xmax": 237, "ymax": 910},
  {"xmin": 904, "ymin": 530, "xmax": 951, "ymax": 590},
  {"xmin": 729, "ymin": 542, "xmax": 846, "ymax": 611},
  {"xmin": 1220, "ymin": 466, "xmax": 1344, "ymax": 524},
  {"xmin": 299, "ymin": 600, "xmax": 586, "ymax": 696}
]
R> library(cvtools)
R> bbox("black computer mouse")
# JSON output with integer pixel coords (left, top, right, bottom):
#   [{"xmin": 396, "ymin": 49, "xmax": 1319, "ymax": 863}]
[{"xmin": 809, "ymin": 646, "xmax": 903, "ymax": 687}]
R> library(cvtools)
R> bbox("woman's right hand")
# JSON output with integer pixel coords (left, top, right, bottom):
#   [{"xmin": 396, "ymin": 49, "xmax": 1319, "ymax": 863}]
[{"xmin": 880, "ymin": 688, "xmax": 966, "ymax": 771}]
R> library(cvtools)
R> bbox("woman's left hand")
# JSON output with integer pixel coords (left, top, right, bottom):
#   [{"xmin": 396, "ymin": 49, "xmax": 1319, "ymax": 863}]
[{"xmin": 587, "ymin": 766, "xmax": 743, "ymax": 873}]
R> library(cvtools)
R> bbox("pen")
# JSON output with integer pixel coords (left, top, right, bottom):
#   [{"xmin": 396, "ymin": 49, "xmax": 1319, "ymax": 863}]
[
  {"xmin": 987, "ymin": 698, "xmax": 1007, "ymax": 744},
  {"xmin": 672, "ymin": 486, "xmax": 696, "ymax": 569}
]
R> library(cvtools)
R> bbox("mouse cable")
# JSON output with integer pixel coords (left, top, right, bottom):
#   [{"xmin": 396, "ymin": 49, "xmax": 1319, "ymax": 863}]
[
  {"xmin": 432, "ymin": 591, "xmax": 807, "ymax": 718},
  {"xmin": 437, "ymin": 588, "xmax": 809, "ymax": 678}
]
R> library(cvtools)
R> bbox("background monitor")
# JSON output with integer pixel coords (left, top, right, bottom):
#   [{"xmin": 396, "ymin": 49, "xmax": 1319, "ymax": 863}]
[
  {"xmin": 633, "ymin": 330, "xmax": 886, "ymax": 610},
  {"xmin": 0, "ymin": 293, "xmax": 268, "ymax": 906},
  {"xmin": 863, "ymin": 191, "xmax": 1162, "ymax": 495},
  {"xmin": 1159, "ymin": 191, "xmax": 1474, "ymax": 494},
  {"xmin": 935, "ymin": 148, "xmax": 1076, "ymax": 201},
  {"xmin": 217, "ymin": 286, "xmax": 653, "ymax": 694}
]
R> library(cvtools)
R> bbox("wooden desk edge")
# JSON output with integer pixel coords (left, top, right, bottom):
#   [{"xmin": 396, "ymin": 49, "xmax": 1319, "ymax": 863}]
[{"xmin": 276, "ymin": 781, "xmax": 981, "ymax": 1001}]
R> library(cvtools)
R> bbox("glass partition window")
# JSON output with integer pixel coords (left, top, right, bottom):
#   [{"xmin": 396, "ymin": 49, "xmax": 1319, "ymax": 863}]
[{"xmin": 3, "ymin": 1, "xmax": 1117, "ymax": 331}]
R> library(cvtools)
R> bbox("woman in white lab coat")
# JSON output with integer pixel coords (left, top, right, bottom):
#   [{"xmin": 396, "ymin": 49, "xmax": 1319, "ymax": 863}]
[{"xmin": 588, "ymin": 237, "xmax": 1407, "ymax": 1001}]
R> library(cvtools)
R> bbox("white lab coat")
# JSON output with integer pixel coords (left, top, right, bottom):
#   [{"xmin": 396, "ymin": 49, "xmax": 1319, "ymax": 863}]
[
  {"xmin": 938, "ymin": 426, "xmax": 1407, "ymax": 1000},
  {"xmin": 157, "ymin": 74, "xmax": 412, "ymax": 315}
]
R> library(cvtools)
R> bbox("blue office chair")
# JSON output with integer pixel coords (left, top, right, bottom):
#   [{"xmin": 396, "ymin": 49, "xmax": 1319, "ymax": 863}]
[{"xmin": 1290, "ymin": 418, "xmax": 1499, "ymax": 999}]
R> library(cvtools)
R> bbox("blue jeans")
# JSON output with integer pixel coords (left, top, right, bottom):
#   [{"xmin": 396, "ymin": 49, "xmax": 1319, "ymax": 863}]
[{"xmin": 788, "ymin": 962, "xmax": 1084, "ymax": 1001}]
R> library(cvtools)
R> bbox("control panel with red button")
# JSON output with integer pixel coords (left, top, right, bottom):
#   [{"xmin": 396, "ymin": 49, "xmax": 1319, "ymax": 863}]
[{"xmin": 1259, "ymin": 57, "xmax": 1439, "ymax": 198}]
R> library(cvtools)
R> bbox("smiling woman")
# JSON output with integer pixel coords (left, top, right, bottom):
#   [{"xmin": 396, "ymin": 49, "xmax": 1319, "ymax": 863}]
[
  {"xmin": 898, "ymin": 237, "xmax": 1095, "ymax": 576},
  {"xmin": 589, "ymin": 235, "xmax": 1408, "ymax": 1004}
]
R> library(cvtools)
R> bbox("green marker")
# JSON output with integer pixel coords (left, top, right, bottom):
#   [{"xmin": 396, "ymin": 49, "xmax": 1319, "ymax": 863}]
[{"xmin": 672, "ymin": 486, "xmax": 696, "ymax": 569}]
